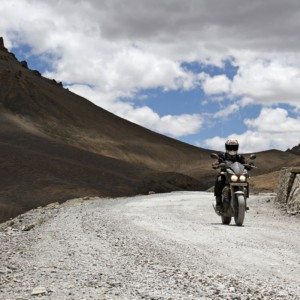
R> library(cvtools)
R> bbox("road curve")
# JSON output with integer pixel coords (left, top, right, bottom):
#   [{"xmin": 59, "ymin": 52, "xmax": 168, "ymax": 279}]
[{"xmin": 0, "ymin": 192, "xmax": 299, "ymax": 299}]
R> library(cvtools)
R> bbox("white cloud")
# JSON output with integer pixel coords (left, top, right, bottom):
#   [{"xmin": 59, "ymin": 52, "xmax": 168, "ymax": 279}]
[
  {"xmin": 69, "ymin": 84, "xmax": 203, "ymax": 137},
  {"xmin": 125, "ymin": 108, "xmax": 203, "ymax": 137},
  {"xmin": 204, "ymin": 108, "xmax": 300, "ymax": 152},
  {"xmin": 245, "ymin": 107, "xmax": 300, "ymax": 133},
  {"xmin": 238, "ymin": 97, "xmax": 254, "ymax": 107},
  {"xmin": 200, "ymin": 60, "xmax": 300, "ymax": 108},
  {"xmin": 213, "ymin": 103, "xmax": 239, "ymax": 119},
  {"xmin": 202, "ymin": 74, "xmax": 231, "ymax": 95},
  {"xmin": 231, "ymin": 60, "xmax": 300, "ymax": 107}
]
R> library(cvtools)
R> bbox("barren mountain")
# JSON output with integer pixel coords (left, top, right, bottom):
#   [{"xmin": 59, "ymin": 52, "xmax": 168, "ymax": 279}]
[
  {"xmin": 0, "ymin": 37, "xmax": 299, "ymax": 222},
  {"xmin": 287, "ymin": 144, "xmax": 300, "ymax": 156}
]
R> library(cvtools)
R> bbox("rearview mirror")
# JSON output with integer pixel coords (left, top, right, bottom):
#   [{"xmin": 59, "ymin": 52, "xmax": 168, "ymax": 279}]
[
  {"xmin": 210, "ymin": 153, "xmax": 219, "ymax": 159},
  {"xmin": 250, "ymin": 154, "xmax": 256, "ymax": 160}
]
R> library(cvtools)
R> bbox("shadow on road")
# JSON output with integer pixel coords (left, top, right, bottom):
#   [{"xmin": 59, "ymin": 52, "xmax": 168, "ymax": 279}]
[{"xmin": 209, "ymin": 222, "xmax": 245, "ymax": 227}]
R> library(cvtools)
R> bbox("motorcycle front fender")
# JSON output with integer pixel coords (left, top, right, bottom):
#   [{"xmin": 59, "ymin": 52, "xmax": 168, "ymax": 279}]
[
  {"xmin": 234, "ymin": 191, "xmax": 244, "ymax": 196},
  {"xmin": 230, "ymin": 186, "xmax": 244, "ymax": 200}
]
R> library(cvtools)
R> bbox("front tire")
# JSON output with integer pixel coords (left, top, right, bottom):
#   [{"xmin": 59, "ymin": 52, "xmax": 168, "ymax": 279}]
[
  {"xmin": 221, "ymin": 216, "xmax": 231, "ymax": 225},
  {"xmin": 234, "ymin": 194, "xmax": 245, "ymax": 226}
]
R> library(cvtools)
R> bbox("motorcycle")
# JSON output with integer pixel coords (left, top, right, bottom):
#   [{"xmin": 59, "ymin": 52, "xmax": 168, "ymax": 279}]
[{"xmin": 210, "ymin": 153, "xmax": 257, "ymax": 226}]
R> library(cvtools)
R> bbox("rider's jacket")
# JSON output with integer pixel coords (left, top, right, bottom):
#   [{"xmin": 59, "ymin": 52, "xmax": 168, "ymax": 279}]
[{"xmin": 217, "ymin": 152, "xmax": 246, "ymax": 164}]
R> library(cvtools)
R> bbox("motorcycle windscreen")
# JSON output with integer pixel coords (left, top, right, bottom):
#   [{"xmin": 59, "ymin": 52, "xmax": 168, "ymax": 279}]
[{"xmin": 229, "ymin": 162, "xmax": 245, "ymax": 175}]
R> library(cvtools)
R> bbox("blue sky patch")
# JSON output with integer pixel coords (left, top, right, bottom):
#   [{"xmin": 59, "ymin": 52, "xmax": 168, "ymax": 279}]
[{"xmin": 12, "ymin": 44, "xmax": 55, "ymax": 74}]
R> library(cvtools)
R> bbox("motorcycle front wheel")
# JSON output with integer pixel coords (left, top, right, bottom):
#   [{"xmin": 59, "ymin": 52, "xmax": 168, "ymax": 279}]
[
  {"xmin": 234, "ymin": 194, "xmax": 246, "ymax": 226},
  {"xmin": 221, "ymin": 215, "xmax": 231, "ymax": 225}
]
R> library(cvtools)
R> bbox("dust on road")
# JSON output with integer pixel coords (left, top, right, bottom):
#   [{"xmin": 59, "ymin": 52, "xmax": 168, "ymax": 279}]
[{"xmin": 0, "ymin": 192, "xmax": 299, "ymax": 299}]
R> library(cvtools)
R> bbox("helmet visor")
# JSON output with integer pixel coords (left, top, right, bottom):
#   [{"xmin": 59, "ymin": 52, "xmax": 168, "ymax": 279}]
[{"xmin": 226, "ymin": 144, "xmax": 239, "ymax": 151}]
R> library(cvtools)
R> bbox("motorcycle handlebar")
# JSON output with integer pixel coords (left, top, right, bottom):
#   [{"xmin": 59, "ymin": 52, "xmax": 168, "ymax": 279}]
[{"xmin": 211, "ymin": 162, "xmax": 257, "ymax": 170}]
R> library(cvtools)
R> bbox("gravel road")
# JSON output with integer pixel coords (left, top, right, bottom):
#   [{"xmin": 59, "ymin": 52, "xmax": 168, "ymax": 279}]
[{"xmin": 0, "ymin": 192, "xmax": 299, "ymax": 299}]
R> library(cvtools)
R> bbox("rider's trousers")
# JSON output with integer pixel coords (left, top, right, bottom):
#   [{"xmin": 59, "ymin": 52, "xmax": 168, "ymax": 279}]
[{"xmin": 214, "ymin": 174, "xmax": 226, "ymax": 197}]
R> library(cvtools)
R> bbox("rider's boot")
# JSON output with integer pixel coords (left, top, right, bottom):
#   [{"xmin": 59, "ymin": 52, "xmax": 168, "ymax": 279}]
[{"xmin": 215, "ymin": 196, "xmax": 223, "ymax": 212}]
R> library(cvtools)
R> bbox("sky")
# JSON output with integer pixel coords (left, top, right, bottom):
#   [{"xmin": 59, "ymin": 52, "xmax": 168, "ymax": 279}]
[{"xmin": 1, "ymin": 0, "xmax": 300, "ymax": 153}]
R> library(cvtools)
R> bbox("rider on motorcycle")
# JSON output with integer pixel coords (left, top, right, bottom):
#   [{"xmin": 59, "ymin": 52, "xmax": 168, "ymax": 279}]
[{"xmin": 212, "ymin": 139, "xmax": 246, "ymax": 212}]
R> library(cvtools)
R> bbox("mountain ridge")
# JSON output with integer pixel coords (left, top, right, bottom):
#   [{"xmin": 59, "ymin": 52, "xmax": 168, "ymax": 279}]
[{"xmin": 287, "ymin": 144, "xmax": 300, "ymax": 156}]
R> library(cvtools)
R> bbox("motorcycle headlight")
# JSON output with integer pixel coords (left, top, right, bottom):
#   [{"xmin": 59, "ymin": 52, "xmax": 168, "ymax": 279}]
[
  {"xmin": 231, "ymin": 175, "xmax": 238, "ymax": 182},
  {"xmin": 240, "ymin": 175, "xmax": 246, "ymax": 182}
]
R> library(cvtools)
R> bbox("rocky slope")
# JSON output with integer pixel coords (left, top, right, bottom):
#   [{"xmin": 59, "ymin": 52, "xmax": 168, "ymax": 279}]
[
  {"xmin": 275, "ymin": 167, "xmax": 300, "ymax": 214},
  {"xmin": 287, "ymin": 144, "xmax": 300, "ymax": 156}
]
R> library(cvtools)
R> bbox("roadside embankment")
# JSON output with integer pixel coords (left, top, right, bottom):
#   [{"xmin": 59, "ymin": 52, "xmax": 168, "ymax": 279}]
[{"xmin": 275, "ymin": 167, "xmax": 300, "ymax": 214}]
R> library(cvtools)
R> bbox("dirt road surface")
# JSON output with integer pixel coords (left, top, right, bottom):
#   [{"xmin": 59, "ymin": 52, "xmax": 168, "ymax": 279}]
[{"xmin": 0, "ymin": 192, "xmax": 299, "ymax": 299}]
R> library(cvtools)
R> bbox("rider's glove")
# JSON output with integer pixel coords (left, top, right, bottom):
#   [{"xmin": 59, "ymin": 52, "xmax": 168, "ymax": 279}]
[{"xmin": 245, "ymin": 163, "xmax": 254, "ymax": 170}]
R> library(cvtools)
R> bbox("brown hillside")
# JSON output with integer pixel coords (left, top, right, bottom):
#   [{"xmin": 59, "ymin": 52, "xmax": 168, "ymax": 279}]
[
  {"xmin": 0, "ymin": 37, "xmax": 299, "ymax": 221},
  {"xmin": 0, "ymin": 111, "xmax": 203, "ymax": 222},
  {"xmin": 249, "ymin": 171, "xmax": 279, "ymax": 193}
]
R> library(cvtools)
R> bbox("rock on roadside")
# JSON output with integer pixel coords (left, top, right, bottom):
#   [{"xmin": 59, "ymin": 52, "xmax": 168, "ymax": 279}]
[{"xmin": 31, "ymin": 286, "xmax": 47, "ymax": 296}]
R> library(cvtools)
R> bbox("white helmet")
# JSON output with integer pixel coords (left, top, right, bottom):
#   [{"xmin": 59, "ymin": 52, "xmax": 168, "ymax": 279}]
[{"xmin": 225, "ymin": 139, "xmax": 239, "ymax": 156}]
